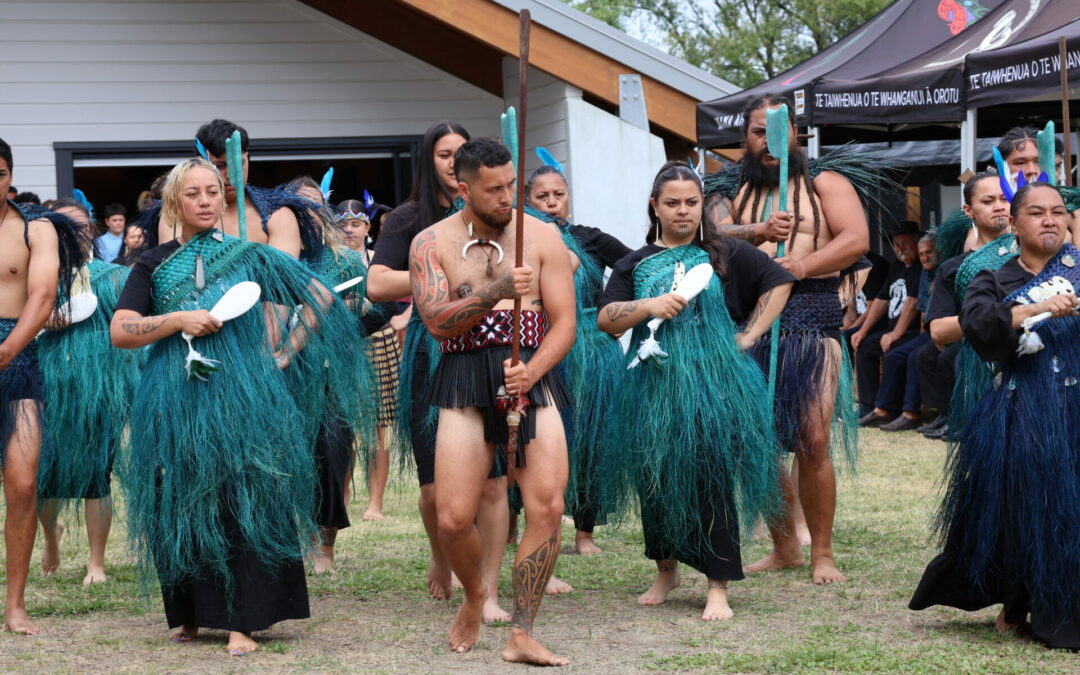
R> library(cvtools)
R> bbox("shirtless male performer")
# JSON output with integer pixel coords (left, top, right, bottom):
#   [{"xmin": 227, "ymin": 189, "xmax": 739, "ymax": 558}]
[
  {"xmin": 410, "ymin": 138, "xmax": 574, "ymax": 665},
  {"xmin": 713, "ymin": 95, "xmax": 869, "ymax": 584},
  {"xmin": 0, "ymin": 138, "xmax": 80, "ymax": 633}
]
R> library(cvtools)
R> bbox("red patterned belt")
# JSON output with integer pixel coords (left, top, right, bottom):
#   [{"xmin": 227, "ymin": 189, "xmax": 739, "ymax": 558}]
[{"xmin": 439, "ymin": 309, "xmax": 547, "ymax": 354}]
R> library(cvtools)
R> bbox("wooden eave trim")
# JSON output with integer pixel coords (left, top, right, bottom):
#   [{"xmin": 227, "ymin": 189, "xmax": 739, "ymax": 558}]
[{"xmin": 394, "ymin": 0, "xmax": 699, "ymax": 142}]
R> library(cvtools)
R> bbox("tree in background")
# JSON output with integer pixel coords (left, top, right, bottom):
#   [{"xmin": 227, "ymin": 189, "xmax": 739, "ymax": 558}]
[{"xmin": 571, "ymin": 0, "xmax": 888, "ymax": 88}]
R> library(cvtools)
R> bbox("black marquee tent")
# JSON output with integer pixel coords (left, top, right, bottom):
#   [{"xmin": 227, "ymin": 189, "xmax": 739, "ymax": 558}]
[
  {"xmin": 697, "ymin": 0, "xmax": 1079, "ymax": 149},
  {"xmin": 696, "ymin": 0, "xmax": 1006, "ymax": 147},
  {"xmin": 813, "ymin": 0, "xmax": 1078, "ymax": 125},
  {"xmin": 966, "ymin": 16, "xmax": 1080, "ymax": 108}
]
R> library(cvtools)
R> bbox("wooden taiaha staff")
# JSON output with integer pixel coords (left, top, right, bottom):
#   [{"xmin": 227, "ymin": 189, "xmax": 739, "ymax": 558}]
[
  {"xmin": 1060, "ymin": 35, "xmax": 1073, "ymax": 187},
  {"xmin": 506, "ymin": 9, "xmax": 532, "ymax": 453}
]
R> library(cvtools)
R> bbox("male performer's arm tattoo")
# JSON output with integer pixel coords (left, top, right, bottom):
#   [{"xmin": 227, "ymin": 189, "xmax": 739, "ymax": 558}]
[
  {"xmin": 511, "ymin": 528, "xmax": 560, "ymax": 634},
  {"xmin": 119, "ymin": 317, "xmax": 167, "ymax": 335},
  {"xmin": 604, "ymin": 300, "xmax": 642, "ymax": 321},
  {"xmin": 717, "ymin": 222, "xmax": 765, "ymax": 245},
  {"xmin": 409, "ymin": 230, "xmax": 503, "ymax": 338},
  {"xmin": 742, "ymin": 288, "xmax": 775, "ymax": 336}
]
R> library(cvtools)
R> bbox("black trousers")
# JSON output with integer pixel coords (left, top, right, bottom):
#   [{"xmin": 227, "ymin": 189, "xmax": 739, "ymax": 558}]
[
  {"xmin": 915, "ymin": 340, "xmax": 960, "ymax": 413},
  {"xmin": 855, "ymin": 329, "xmax": 919, "ymax": 414}
]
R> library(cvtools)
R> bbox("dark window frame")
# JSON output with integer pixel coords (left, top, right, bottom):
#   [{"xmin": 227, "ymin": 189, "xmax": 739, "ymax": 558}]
[{"xmin": 54, "ymin": 135, "xmax": 421, "ymax": 204}]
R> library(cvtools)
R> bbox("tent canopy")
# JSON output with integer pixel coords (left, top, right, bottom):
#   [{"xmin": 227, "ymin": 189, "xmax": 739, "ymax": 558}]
[
  {"xmin": 966, "ymin": 17, "xmax": 1080, "ymax": 108},
  {"xmin": 696, "ymin": 0, "xmax": 1006, "ymax": 146},
  {"xmin": 812, "ymin": 0, "xmax": 1076, "ymax": 125}
]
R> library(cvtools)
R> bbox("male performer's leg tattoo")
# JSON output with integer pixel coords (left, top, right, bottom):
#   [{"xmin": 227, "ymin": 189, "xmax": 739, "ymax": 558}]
[
  {"xmin": 511, "ymin": 528, "xmax": 559, "ymax": 634},
  {"xmin": 657, "ymin": 559, "xmax": 676, "ymax": 572}
]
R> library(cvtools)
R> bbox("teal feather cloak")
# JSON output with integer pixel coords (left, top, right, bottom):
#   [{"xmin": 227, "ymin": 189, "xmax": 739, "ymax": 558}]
[
  {"xmin": 602, "ymin": 245, "xmax": 780, "ymax": 554},
  {"xmin": 947, "ymin": 232, "xmax": 1018, "ymax": 438},
  {"xmin": 38, "ymin": 259, "xmax": 140, "ymax": 503},
  {"xmin": 295, "ymin": 245, "xmax": 382, "ymax": 477},
  {"xmin": 119, "ymin": 231, "xmax": 368, "ymax": 590},
  {"xmin": 525, "ymin": 206, "xmax": 624, "ymax": 520}
]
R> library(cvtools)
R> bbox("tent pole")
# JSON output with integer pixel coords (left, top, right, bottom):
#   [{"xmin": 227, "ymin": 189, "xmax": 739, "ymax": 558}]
[
  {"xmin": 807, "ymin": 125, "xmax": 821, "ymax": 159},
  {"xmin": 960, "ymin": 108, "xmax": 977, "ymax": 174},
  {"xmin": 1060, "ymin": 36, "xmax": 1073, "ymax": 187}
]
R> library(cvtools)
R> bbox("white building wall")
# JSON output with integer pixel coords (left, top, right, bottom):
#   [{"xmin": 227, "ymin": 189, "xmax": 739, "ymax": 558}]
[
  {"xmin": 2, "ymin": 0, "xmax": 503, "ymax": 198},
  {"xmin": 563, "ymin": 98, "xmax": 667, "ymax": 248},
  {"xmin": 501, "ymin": 59, "xmax": 574, "ymax": 183},
  {"xmin": 501, "ymin": 57, "xmax": 666, "ymax": 248}
]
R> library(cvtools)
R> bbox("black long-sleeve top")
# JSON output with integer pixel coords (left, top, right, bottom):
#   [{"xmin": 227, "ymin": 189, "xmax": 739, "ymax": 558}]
[{"xmin": 959, "ymin": 258, "xmax": 1033, "ymax": 362}]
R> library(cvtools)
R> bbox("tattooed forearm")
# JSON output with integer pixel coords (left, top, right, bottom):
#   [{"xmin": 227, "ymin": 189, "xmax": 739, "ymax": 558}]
[
  {"xmin": 717, "ymin": 222, "xmax": 765, "ymax": 245},
  {"xmin": 742, "ymin": 288, "xmax": 776, "ymax": 337},
  {"xmin": 119, "ymin": 317, "xmax": 167, "ymax": 335},
  {"xmin": 604, "ymin": 300, "xmax": 641, "ymax": 321},
  {"xmin": 511, "ymin": 528, "xmax": 560, "ymax": 634},
  {"xmin": 409, "ymin": 230, "xmax": 502, "ymax": 338}
]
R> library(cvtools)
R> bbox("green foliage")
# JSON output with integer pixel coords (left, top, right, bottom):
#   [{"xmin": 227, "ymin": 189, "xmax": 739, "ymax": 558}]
[{"xmin": 570, "ymin": 0, "xmax": 890, "ymax": 88}]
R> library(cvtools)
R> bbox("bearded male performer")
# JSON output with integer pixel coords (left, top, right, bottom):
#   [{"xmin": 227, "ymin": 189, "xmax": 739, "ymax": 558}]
[
  {"xmin": 707, "ymin": 95, "xmax": 872, "ymax": 584},
  {"xmin": 410, "ymin": 138, "xmax": 574, "ymax": 665}
]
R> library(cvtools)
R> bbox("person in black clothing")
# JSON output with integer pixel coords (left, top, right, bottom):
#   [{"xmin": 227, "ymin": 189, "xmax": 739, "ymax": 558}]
[
  {"xmin": 366, "ymin": 121, "xmax": 512, "ymax": 623},
  {"xmin": 917, "ymin": 172, "xmax": 1011, "ymax": 439},
  {"xmin": 851, "ymin": 221, "xmax": 923, "ymax": 423},
  {"xmin": 523, "ymin": 164, "xmax": 630, "ymax": 563},
  {"xmin": 910, "ymin": 182, "xmax": 1080, "ymax": 650},
  {"xmin": 599, "ymin": 161, "xmax": 793, "ymax": 621}
]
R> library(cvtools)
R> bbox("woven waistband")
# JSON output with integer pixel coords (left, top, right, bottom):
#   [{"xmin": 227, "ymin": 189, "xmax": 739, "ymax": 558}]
[
  {"xmin": 440, "ymin": 310, "xmax": 547, "ymax": 354},
  {"xmin": 780, "ymin": 278, "xmax": 843, "ymax": 332}
]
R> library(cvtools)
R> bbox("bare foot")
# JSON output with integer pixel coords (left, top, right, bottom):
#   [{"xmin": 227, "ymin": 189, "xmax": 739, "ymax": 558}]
[
  {"xmin": 451, "ymin": 572, "xmax": 462, "ymax": 590},
  {"xmin": 448, "ymin": 593, "xmax": 484, "ymax": 653},
  {"xmin": 744, "ymin": 549, "xmax": 805, "ymax": 574},
  {"xmin": 795, "ymin": 523, "xmax": 812, "ymax": 547},
  {"xmin": 501, "ymin": 627, "xmax": 569, "ymax": 666},
  {"xmin": 637, "ymin": 566, "xmax": 680, "ymax": 605},
  {"xmin": 227, "ymin": 631, "xmax": 258, "ymax": 656},
  {"xmin": 701, "ymin": 585, "xmax": 734, "ymax": 621},
  {"xmin": 574, "ymin": 531, "xmax": 602, "ymax": 555},
  {"xmin": 482, "ymin": 596, "xmax": 511, "ymax": 623},
  {"xmin": 169, "ymin": 624, "xmax": 198, "ymax": 643},
  {"xmin": 810, "ymin": 554, "xmax": 846, "ymax": 585},
  {"xmin": 995, "ymin": 608, "xmax": 1020, "ymax": 634},
  {"xmin": 82, "ymin": 565, "xmax": 107, "ymax": 585},
  {"xmin": 361, "ymin": 506, "xmax": 384, "ymax": 522},
  {"xmin": 42, "ymin": 522, "xmax": 64, "ymax": 576},
  {"xmin": 3, "ymin": 608, "xmax": 39, "ymax": 635},
  {"xmin": 312, "ymin": 545, "xmax": 335, "ymax": 575},
  {"xmin": 427, "ymin": 558, "xmax": 452, "ymax": 601},
  {"xmin": 545, "ymin": 575, "xmax": 574, "ymax": 595}
]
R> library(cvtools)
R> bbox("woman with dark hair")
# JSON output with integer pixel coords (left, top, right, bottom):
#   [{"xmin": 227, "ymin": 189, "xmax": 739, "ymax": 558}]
[
  {"xmin": 598, "ymin": 161, "xmax": 792, "ymax": 621},
  {"xmin": 911, "ymin": 182, "xmax": 1080, "ymax": 649},
  {"xmin": 112, "ymin": 223, "xmax": 145, "ymax": 267},
  {"xmin": 523, "ymin": 164, "xmax": 630, "ymax": 559},
  {"xmin": 366, "ymin": 122, "xmax": 511, "ymax": 622}
]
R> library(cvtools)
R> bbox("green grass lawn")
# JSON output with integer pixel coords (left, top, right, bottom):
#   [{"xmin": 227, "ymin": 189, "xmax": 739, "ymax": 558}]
[{"xmin": 2, "ymin": 429, "xmax": 1077, "ymax": 673}]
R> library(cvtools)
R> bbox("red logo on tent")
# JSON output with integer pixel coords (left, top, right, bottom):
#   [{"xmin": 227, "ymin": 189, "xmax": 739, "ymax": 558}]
[{"xmin": 937, "ymin": 0, "xmax": 974, "ymax": 35}]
